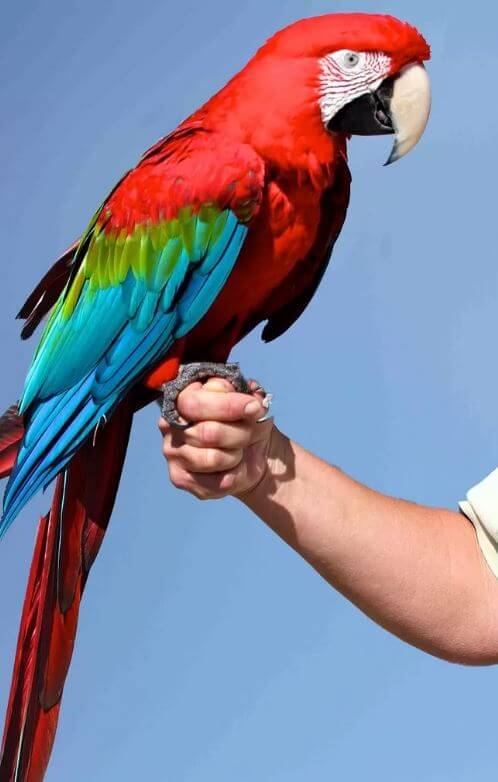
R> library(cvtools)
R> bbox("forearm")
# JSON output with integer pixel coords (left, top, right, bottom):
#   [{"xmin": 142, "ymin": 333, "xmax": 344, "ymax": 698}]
[{"xmin": 242, "ymin": 430, "xmax": 498, "ymax": 664}]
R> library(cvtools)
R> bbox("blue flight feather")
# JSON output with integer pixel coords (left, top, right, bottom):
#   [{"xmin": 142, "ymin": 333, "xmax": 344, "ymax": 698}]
[{"xmin": 1, "ymin": 212, "xmax": 249, "ymax": 535}]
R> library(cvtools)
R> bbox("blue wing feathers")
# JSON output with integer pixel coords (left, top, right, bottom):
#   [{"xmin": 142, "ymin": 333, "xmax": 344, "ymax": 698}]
[
  {"xmin": 1, "ymin": 214, "xmax": 249, "ymax": 535},
  {"xmin": 160, "ymin": 251, "xmax": 190, "ymax": 312},
  {"xmin": 2, "ymin": 377, "xmax": 94, "ymax": 530},
  {"xmin": 176, "ymin": 223, "xmax": 247, "ymax": 336},
  {"xmin": 134, "ymin": 290, "xmax": 161, "ymax": 332},
  {"xmin": 93, "ymin": 312, "xmax": 177, "ymax": 396}
]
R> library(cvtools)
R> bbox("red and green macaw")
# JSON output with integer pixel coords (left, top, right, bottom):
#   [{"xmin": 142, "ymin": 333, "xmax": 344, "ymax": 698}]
[{"xmin": 0, "ymin": 13, "xmax": 430, "ymax": 781}]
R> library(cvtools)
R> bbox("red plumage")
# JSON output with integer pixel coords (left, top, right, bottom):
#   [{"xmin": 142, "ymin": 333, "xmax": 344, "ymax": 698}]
[
  {"xmin": 0, "ymin": 408, "xmax": 24, "ymax": 481},
  {"xmin": 0, "ymin": 401, "xmax": 133, "ymax": 781},
  {"xmin": 104, "ymin": 122, "xmax": 265, "ymax": 232},
  {"xmin": 0, "ymin": 13, "xmax": 430, "ymax": 780}
]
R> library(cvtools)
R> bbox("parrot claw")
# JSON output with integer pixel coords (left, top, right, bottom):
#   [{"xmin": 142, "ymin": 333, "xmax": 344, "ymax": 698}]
[
  {"xmin": 257, "ymin": 392, "xmax": 274, "ymax": 423},
  {"xmin": 161, "ymin": 362, "xmax": 250, "ymax": 429},
  {"xmin": 246, "ymin": 382, "xmax": 274, "ymax": 422}
]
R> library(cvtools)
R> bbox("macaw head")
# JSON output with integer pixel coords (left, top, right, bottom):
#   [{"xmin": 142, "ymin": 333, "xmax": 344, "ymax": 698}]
[{"xmin": 232, "ymin": 13, "xmax": 431, "ymax": 167}]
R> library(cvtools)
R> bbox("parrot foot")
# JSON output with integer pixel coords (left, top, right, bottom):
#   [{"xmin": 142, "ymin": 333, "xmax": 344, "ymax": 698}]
[{"xmin": 161, "ymin": 362, "xmax": 251, "ymax": 430}]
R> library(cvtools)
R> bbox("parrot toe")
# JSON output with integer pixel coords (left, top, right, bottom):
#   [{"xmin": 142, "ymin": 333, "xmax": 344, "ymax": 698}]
[
  {"xmin": 247, "ymin": 381, "xmax": 274, "ymax": 422},
  {"xmin": 161, "ymin": 362, "xmax": 250, "ymax": 429}
]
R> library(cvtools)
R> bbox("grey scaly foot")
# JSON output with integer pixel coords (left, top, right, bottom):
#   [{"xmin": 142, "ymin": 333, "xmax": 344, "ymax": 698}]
[{"xmin": 161, "ymin": 362, "xmax": 250, "ymax": 429}]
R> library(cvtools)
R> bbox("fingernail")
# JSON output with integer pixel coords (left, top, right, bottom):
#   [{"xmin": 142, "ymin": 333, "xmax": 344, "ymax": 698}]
[
  {"xmin": 204, "ymin": 378, "xmax": 231, "ymax": 392},
  {"xmin": 244, "ymin": 400, "xmax": 261, "ymax": 416}
]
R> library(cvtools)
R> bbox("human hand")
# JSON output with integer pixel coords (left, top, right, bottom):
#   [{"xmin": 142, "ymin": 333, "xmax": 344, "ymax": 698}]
[{"xmin": 159, "ymin": 377, "xmax": 275, "ymax": 500}]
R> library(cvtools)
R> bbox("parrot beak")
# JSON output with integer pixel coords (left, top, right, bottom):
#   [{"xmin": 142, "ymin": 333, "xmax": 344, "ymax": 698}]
[{"xmin": 328, "ymin": 63, "xmax": 431, "ymax": 165}]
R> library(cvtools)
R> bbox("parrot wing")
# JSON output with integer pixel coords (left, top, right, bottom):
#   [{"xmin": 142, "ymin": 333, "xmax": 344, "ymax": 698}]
[
  {"xmin": 2, "ymin": 125, "xmax": 264, "ymax": 532},
  {"xmin": 16, "ymin": 240, "xmax": 80, "ymax": 340},
  {"xmin": 262, "ymin": 158, "xmax": 351, "ymax": 342}
]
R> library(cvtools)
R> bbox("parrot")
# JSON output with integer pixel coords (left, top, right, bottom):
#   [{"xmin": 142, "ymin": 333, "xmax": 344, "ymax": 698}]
[{"xmin": 0, "ymin": 13, "xmax": 431, "ymax": 781}]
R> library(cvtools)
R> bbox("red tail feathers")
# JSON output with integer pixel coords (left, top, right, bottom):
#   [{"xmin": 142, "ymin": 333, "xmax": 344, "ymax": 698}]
[
  {"xmin": 0, "ymin": 401, "xmax": 133, "ymax": 781},
  {"xmin": 0, "ymin": 406, "xmax": 24, "ymax": 481}
]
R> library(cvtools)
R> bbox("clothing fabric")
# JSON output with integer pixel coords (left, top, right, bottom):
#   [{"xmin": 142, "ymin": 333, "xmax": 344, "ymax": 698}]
[{"xmin": 460, "ymin": 468, "xmax": 498, "ymax": 578}]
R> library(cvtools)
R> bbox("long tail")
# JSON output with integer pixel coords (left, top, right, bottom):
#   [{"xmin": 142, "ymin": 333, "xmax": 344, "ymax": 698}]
[{"xmin": 0, "ymin": 399, "xmax": 133, "ymax": 782}]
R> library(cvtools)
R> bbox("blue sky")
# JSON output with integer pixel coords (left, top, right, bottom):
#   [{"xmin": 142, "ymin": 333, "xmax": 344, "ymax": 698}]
[{"xmin": 1, "ymin": 1, "xmax": 498, "ymax": 779}]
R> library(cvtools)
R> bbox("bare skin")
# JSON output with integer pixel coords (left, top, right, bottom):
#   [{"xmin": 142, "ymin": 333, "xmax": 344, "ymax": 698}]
[{"xmin": 159, "ymin": 378, "xmax": 498, "ymax": 666}]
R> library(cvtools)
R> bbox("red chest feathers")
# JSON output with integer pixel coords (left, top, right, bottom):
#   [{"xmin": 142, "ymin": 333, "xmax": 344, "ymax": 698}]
[
  {"xmin": 265, "ymin": 178, "xmax": 322, "ymax": 261},
  {"xmin": 186, "ymin": 175, "xmax": 325, "ymax": 358}
]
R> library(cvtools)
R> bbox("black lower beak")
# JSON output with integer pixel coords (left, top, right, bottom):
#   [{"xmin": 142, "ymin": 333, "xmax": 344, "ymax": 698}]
[{"xmin": 328, "ymin": 76, "xmax": 395, "ymax": 136}]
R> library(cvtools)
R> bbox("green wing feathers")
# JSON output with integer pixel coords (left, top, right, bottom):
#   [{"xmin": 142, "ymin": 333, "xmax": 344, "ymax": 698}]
[{"xmin": 20, "ymin": 204, "xmax": 236, "ymax": 411}]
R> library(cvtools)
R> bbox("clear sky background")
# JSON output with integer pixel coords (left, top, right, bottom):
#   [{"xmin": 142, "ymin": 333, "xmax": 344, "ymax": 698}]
[{"xmin": 0, "ymin": 1, "xmax": 497, "ymax": 779}]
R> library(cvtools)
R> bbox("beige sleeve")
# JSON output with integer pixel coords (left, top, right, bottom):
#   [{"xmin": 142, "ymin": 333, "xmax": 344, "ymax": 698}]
[{"xmin": 460, "ymin": 468, "xmax": 498, "ymax": 579}]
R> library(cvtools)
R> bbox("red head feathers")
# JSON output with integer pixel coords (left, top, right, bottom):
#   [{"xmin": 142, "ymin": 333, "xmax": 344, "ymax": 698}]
[{"xmin": 198, "ymin": 13, "xmax": 431, "ymax": 172}]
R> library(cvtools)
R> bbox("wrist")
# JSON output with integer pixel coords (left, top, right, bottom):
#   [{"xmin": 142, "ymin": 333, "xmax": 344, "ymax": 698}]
[{"xmin": 237, "ymin": 425, "xmax": 293, "ymax": 509}]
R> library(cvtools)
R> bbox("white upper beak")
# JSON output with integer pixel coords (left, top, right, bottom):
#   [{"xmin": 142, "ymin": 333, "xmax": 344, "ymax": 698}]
[{"xmin": 385, "ymin": 63, "xmax": 431, "ymax": 165}]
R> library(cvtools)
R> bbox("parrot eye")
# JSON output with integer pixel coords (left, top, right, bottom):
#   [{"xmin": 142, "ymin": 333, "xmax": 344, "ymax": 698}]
[
  {"xmin": 342, "ymin": 51, "xmax": 361, "ymax": 69},
  {"xmin": 328, "ymin": 50, "xmax": 365, "ymax": 72}
]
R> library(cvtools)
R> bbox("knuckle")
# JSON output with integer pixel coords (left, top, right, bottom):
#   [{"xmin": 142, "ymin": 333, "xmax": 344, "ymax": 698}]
[
  {"xmin": 222, "ymin": 449, "xmax": 242, "ymax": 472},
  {"xmin": 227, "ymin": 396, "xmax": 242, "ymax": 419},
  {"xmin": 158, "ymin": 417, "xmax": 168, "ymax": 434},
  {"xmin": 203, "ymin": 448, "xmax": 222, "ymax": 471},
  {"xmin": 200, "ymin": 420, "xmax": 221, "ymax": 446},
  {"xmin": 220, "ymin": 472, "xmax": 237, "ymax": 492},
  {"xmin": 178, "ymin": 392, "xmax": 199, "ymax": 419},
  {"xmin": 168, "ymin": 463, "xmax": 186, "ymax": 489},
  {"xmin": 237, "ymin": 427, "xmax": 252, "ymax": 448},
  {"xmin": 231, "ymin": 449, "xmax": 244, "ymax": 468},
  {"xmin": 191, "ymin": 485, "xmax": 212, "ymax": 501},
  {"xmin": 203, "ymin": 489, "xmax": 224, "ymax": 501},
  {"xmin": 162, "ymin": 440, "xmax": 174, "ymax": 460}
]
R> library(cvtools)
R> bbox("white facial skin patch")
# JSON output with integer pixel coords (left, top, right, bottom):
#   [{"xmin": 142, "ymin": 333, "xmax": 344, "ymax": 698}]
[{"xmin": 318, "ymin": 50, "xmax": 392, "ymax": 126}]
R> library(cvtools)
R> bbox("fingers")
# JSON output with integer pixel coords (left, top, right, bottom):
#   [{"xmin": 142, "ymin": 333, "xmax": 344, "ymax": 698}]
[
  {"xmin": 183, "ymin": 419, "xmax": 253, "ymax": 450},
  {"xmin": 175, "ymin": 385, "xmax": 264, "ymax": 424},
  {"xmin": 167, "ymin": 461, "xmax": 247, "ymax": 500},
  {"xmin": 158, "ymin": 376, "xmax": 268, "ymax": 449},
  {"xmin": 163, "ymin": 439, "xmax": 244, "ymax": 474},
  {"xmin": 160, "ymin": 411, "xmax": 270, "ymax": 451},
  {"xmin": 159, "ymin": 374, "xmax": 273, "ymax": 500}
]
